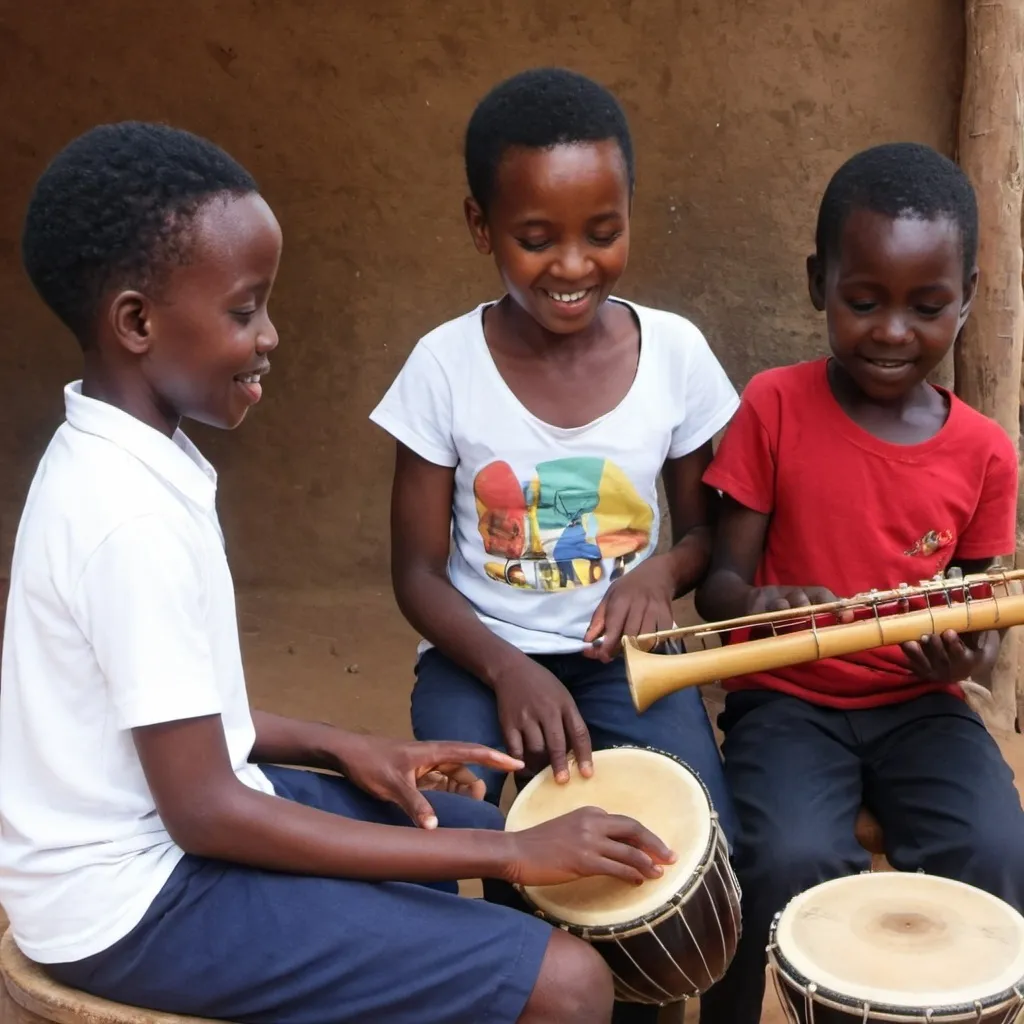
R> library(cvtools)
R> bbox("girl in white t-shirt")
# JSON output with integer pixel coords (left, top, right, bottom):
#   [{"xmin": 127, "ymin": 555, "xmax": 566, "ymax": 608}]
[{"xmin": 371, "ymin": 70, "xmax": 740, "ymax": 915}]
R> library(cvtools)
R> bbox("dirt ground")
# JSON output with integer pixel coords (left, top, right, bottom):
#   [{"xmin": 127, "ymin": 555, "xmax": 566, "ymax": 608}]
[{"xmin": 2, "ymin": 583, "xmax": 1023, "ymax": 1023}]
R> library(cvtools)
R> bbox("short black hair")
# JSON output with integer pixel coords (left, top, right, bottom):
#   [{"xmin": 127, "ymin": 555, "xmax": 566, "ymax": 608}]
[
  {"xmin": 815, "ymin": 142, "xmax": 978, "ymax": 284},
  {"xmin": 22, "ymin": 121, "xmax": 258, "ymax": 345},
  {"xmin": 465, "ymin": 67, "xmax": 635, "ymax": 214}
]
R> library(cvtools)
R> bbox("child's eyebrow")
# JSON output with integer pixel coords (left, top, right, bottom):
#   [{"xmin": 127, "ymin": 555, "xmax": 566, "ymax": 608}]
[
  {"xmin": 513, "ymin": 210, "xmax": 624, "ymax": 229},
  {"xmin": 227, "ymin": 276, "xmax": 272, "ymax": 297}
]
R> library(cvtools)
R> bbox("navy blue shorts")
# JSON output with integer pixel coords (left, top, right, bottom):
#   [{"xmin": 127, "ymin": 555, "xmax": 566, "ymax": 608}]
[
  {"xmin": 44, "ymin": 766, "xmax": 552, "ymax": 1024},
  {"xmin": 412, "ymin": 648, "xmax": 738, "ymax": 846}
]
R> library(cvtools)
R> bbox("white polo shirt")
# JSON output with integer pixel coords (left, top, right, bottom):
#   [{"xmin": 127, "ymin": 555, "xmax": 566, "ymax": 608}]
[{"xmin": 0, "ymin": 383, "xmax": 274, "ymax": 964}]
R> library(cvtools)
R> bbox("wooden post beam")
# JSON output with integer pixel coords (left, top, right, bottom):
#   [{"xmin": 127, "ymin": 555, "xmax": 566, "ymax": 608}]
[{"xmin": 955, "ymin": 0, "xmax": 1024, "ymax": 732}]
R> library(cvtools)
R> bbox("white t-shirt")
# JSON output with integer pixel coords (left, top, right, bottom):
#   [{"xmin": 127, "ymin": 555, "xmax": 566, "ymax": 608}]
[
  {"xmin": 0, "ymin": 383, "xmax": 274, "ymax": 964},
  {"xmin": 370, "ymin": 298, "xmax": 739, "ymax": 654}
]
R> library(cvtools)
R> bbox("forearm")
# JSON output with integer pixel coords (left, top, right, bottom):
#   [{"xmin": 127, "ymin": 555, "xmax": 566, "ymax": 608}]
[
  {"xmin": 177, "ymin": 782, "xmax": 512, "ymax": 882},
  {"xmin": 250, "ymin": 710, "xmax": 366, "ymax": 772},
  {"xmin": 394, "ymin": 567, "xmax": 529, "ymax": 689},
  {"xmin": 663, "ymin": 526, "xmax": 713, "ymax": 599},
  {"xmin": 695, "ymin": 569, "xmax": 755, "ymax": 623}
]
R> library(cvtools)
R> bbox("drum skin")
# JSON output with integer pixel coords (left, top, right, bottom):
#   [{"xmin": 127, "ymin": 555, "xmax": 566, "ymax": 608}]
[
  {"xmin": 504, "ymin": 747, "xmax": 742, "ymax": 1006},
  {"xmin": 768, "ymin": 873, "xmax": 1024, "ymax": 1023}
]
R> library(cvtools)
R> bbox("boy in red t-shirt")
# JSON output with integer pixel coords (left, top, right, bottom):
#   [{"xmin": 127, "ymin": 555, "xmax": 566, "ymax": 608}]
[{"xmin": 696, "ymin": 142, "xmax": 1024, "ymax": 1024}]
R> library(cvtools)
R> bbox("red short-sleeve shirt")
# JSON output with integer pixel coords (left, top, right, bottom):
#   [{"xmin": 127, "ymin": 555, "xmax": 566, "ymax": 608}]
[{"xmin": 702, "ymin": 358, "xmax": 1018, "ymax": 708}]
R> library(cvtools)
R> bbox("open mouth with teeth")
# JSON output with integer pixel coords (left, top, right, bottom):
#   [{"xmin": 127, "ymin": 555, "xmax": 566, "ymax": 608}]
[
  {"xmin": 862, "ymin": 357, "xmax": 914, "ymax": 370},
  {"xmin": 234, "ymin": 366, "xmax": 269, "ymax": 403},
  {"xmin": 544, "ymin": 288, "xmax": 593, "ymax": 305}
]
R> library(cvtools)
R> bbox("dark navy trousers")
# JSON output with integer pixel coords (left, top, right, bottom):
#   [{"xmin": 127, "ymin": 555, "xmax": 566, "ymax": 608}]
[{"xmin": 698, "ymin": 690, "xmax": 1024, "ymax": 1024}]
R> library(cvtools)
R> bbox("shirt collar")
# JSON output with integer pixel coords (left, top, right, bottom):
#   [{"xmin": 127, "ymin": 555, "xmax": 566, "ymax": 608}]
[{"xmin": 63, "ymin": 381, "xmax": 218, "ymax": 511}]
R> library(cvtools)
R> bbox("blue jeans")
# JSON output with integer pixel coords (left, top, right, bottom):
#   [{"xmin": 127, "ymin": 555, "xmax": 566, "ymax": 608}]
[{"xmin": 411, "ymin": 648, "xmax": 737, "ymax": 847}]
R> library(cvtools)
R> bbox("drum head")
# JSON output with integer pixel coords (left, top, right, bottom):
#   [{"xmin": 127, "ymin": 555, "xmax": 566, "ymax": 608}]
[
  {"xmin": 774, "ymin": 873, "xmax": 1024, "ymax": 1010},
  {"xmin": 503, "ymin": 747, "xmax": 713, "ymax": 928}
]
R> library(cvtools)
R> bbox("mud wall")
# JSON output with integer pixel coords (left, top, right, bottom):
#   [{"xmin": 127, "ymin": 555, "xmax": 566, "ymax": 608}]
[{"xmin": 0, "ymin": 0, "xmax": 964, "ymax": 586}]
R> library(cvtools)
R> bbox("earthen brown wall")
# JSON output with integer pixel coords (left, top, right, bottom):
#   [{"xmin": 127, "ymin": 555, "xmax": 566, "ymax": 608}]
[{"xmin": 0, "ymin": 0, "xmax": 964, "ymax": 586}]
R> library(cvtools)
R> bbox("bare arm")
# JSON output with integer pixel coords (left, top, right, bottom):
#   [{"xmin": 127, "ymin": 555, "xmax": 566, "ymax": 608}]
[
  {"xmin": 660, "ymin": 443, "xmax": 718, "ymax": 598},
  {"xmin": 249, "ymin": 709, "xmax": 354, "ymax": 769},
  {"xmin": 134, "ymin": 715, "xmax": 510, "ymax": 881},
  {"xmin": 389, "ymin": 442, "xmax": 531, "ymax": 689},
  {"xmin": 132, "ymin": 713, "xmax": 674, "ymax": 886},
  {"xmin": 694, "ymin": 495, "xmax": 769, "ymax": 622}
]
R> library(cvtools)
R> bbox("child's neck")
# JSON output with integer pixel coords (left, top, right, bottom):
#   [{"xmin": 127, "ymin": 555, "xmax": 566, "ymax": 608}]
[
  {"xmin": 826, "ymin": 357, "xmax": 949, "ymax": 445},
  {"xmin": 488, "ymin": 295, "xmax": 617, "ymax": 362},
  {"xmin": 82, "ymin": 354, "xmax": 181, "ymax": 438}
]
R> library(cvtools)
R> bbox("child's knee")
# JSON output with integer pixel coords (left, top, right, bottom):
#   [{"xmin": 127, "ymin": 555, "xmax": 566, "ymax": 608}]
[
  {"xmin": 943, "ymin": 817, "xmax": 1024, "ymax": 906},
  {"xmin": 429, "ymin": 791, "xmax": 506, "ymax": 831},
  {"xmin": 519, "ymin": 930, "xmax": 614, "ymax": 1024},
  {"xmin": 737, "ymin": 828, "xmax": 858, "ymax": 915}
]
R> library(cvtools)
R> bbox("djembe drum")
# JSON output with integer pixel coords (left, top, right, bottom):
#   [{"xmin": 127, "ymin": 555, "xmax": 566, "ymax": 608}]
[
  {"xmin": 504, "ymin": 746, "xmax": 741, "ymax": 1006},
  {"xmin": 767, "ymin": 873, "xmax": 1024, "ymax": 1023}
]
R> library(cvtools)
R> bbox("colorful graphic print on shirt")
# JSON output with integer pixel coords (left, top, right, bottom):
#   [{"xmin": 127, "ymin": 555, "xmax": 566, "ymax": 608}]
[
  {"xmin": 904, "ymin": 528, "xmax": 954, "ymax": 560},
  {"xmin": 473, "ymin": 456, "xmax": 654, "ymax": 592}
]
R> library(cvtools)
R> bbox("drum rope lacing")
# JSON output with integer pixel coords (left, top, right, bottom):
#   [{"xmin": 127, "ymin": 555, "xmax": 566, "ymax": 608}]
[
  {"xmin": 769, "ymin": 960, "xmax": 1022, "ymax": 1022},
  {"xmin": 607, "ymin": 931, "xmax": 679, "ymax": 1004}
]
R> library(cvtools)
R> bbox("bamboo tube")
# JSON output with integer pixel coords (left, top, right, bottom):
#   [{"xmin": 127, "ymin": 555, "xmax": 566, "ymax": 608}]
[{"xmin": 625, "ymin": 594, "xmax": 1024, "ymax": 714}]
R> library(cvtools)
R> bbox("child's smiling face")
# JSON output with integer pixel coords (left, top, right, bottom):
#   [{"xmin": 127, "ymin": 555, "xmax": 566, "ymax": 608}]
[
  {"xmin": 810, "ymin": 207, "xmax": 976, "ymax": 402},
  {"xmin": 465, "ymin": 139, "xmax": 631, "ymax": 335},
  {"xmin": 122, "ymin": 192, "xmax": 283, "ymax": 432}
]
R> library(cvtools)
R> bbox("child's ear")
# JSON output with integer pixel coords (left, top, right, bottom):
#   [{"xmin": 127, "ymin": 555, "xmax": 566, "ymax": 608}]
[
  {"xmin": 806, "ymin": 254, "xmax": 826, "ymax": 311},
  {"xmin": 108, "ymin": 291, "xmax": 153, "ymax": 355},
  {"xmin": 464, "ymin": 197, "xmax": 492, "ymax": 256},
  {"xmin": 958, "ymin": 266, "xmax": 980, "ymax": 330}
]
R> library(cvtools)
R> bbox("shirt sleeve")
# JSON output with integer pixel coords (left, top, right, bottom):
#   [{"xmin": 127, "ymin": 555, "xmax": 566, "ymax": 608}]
[
  {"xmin": 956, "ymin": 431, "xmax": 1019, "ymax": 559},
  {"xmin": 667, "ymin": 324, "xmax": 740, "ymax": 459},
  {"xmin": 71, "ymin": 514, "xmax": 223, "ymax": 730},
  {"xmin": 368, "ymin": 341, "xmax": 457, "ymax": 468},
  {"xmin": 702, "ymin": 379, "xmax": 777, "ymax": 515}
]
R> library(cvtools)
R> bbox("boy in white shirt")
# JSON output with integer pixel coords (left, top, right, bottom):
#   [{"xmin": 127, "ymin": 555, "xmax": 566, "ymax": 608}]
[{"xmin": 0, "ymin": 120, "xmax": 675, "ymax": 1024}]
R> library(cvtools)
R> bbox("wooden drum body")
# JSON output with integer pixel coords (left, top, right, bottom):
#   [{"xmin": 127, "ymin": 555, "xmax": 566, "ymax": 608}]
[
  {"xmin": 504, "ymin": 746, "xmax": 741, "ymax": 1006},
  {"xmin": 768, "ymin": 873, "xmax": 1024, "ymax": 1023}
]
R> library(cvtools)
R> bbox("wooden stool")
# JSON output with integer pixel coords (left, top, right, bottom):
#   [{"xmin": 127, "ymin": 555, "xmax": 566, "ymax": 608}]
[
  {"xmin": 0, "ymin": 929, "xmax": 226, "ymax": 1024},
  {"xmin": 854, "ymin": 805, "xmax": 885, "ymax": 856}
]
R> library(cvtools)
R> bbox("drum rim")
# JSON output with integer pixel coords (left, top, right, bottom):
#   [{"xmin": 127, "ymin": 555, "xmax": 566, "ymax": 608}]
[
  {"xmin": 512, "ymin": 745, "xmax": 724, "ymax": 937},
  {"xmin": 768, "ymin": 908, "xmax": 1024, "ymax": 1020}
]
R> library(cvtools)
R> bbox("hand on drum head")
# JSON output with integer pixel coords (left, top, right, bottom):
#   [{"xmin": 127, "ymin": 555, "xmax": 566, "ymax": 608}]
[
  {"xmin": 492, "ymin": 659, "xmax": 593, "ymax": 786},
  {"xmin": 503, "ymin": 806, "xmax": 676, "ymax": 888}
]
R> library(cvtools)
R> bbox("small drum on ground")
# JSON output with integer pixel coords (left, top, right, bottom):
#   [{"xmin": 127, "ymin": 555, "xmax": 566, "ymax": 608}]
[
  {"xmin": 768, "ymin": 872, "xmax": 1024, "ymax": 1023},
  {"xmin": 503, "ymin": 746, "xmax": 741, "ymax": 1006},
  {"xmin": 0, "ymin": 928, "xmax": 224, "ymax": 1024}
]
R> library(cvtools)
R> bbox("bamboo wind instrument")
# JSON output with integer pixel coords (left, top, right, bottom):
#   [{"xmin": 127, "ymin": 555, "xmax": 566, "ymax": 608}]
[{"xmin": 623, "ymin": 570, "xmax": 1024, "ymax": 713}]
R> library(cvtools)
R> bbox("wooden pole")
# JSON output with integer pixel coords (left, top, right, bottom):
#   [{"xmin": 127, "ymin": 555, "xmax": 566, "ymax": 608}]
[{"xmin": 955, "ymin": 0, "xmax": 1024, "ymax": 733}]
